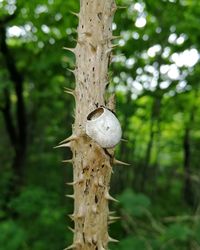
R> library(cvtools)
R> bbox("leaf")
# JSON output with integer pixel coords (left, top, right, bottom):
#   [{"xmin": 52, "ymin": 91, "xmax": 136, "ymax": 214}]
[
  {"xmin": 118, "ymin": 189, "xmax": 151, "ymax": 216},
  {"xmin": 161, "ymin": 223, "xmax": 192, "ymax": 242},
  {"xmin": 0, "ymin": 221, "xmax": 26, "ymax": 250},
  {"xmin": 117, "ymin": 236, "xmax": 147, "ymax": 250}
]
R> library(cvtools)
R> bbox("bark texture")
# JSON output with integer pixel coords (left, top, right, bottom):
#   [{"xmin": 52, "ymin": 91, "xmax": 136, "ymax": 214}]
[{"xmin": 63, "ymin": 0, "xmax": 118, "ymax": 249}]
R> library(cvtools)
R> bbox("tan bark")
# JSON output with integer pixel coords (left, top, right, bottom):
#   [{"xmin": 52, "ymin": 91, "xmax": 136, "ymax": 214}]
[{"xmin": 64, "ymin": 1, "xmax": 118, "ymax": 249}]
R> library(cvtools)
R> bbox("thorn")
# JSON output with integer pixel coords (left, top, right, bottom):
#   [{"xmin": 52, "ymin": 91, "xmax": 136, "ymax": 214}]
[
  {"xmin": 92, "ymin": 235, "xmax": 97, "ymax": 244},
  {"xmin": 54, "ymin": 142, "xmax": 71, "ymax": 149},
  {"xmin": 59, "ymin": 134, "xmax": 78, "ymax": 144},
  {"xmin": 94, "ymin": 177, "xmax": 99, "ymax": 186},
  {"xmin": 111, "ymin": 44, "xmax": 119, "ymax": 49},
  {"xmin": 111, "ymin": 35, "xmax": 122, "ymax": 40},
  {"xmin": 66, "ymin": 68, "xmax": 76, "ymax": 74},
  {"xmin": 77, "ymin": 213, "xmax": 84, "ymax": 219},
  {"xmin": 62, "ymin": 159, "xmax": 73, "ymax": 163},
  {"xmin": 68, "ymin": 213, "xmax": 75, "ymax": 220},
  {"xmin": 104, "ymin": 189, "xmax": 119, "ymax": 202},
  {"xmin": 113, "ymin": 158, "xmax": 130, "ymax": 166},
  {"xmin": 64, "ymin": 87, "xmax": 76, "ymax": 97},
  {"xmin": 66, "ymin": 180, "xmax": 77, "ymax": 186},
  {"xmin": 98, "ymin": 177, "xmax": 104, "ymax": 187},
  {"xmin": 99, "ymin": 245, "xmax": 106, "ymax": 250},
  {"xmin": 77, "ymin": 40, "xmax": 83, "ymax": 46},
  {"xmin": 71, "ymin": 38, "xmax": 84, "ymax": 46},
  {"xmin": 111, "ymin": 4, "xmax": 117, "ymax": 14},
  {"xmin": 64, "ymin": 244, "xmax": 76, "ymax": 250},
  {"xmin": 109, "ymin": 211, "xmax": 116, "ymax": 215},
  {"xmin": 106, "ymin": 48, "xmax": 112, "ymax": 55},
  {"xmin": 108, "ymin": 236, "xmax": 119, "ymax": 243},
  {"xmin": 63, "ymin": 47, "xmax": 76, "ymax": 54},
  {"xmin": 68, "ymin": 226, "xmax": 75, "ymax": 233},
  {"xmin": 86, "ymin": 236, "xmax": 93, "ymax": 244},
  {"xmin": 77, "ymin": 205, "xmax": 85, "ymax": 218},
  {"xmin": 109, "ymin": 216, "xmax": 120, "ymax": 221},
  {"xmin": 69, "ymin": 11, "xmax": 79, "ymax": 17},
  {"xmin": 71, "ymin": 37, "xmax": 77, "ymax": 43},
  {"xmin": 108, "ymin": 220, "xmax": 116, "ymax": 225},
  {"xmin": 65, "ymin": 194, "xmax": 74, "ymax": 199},
  {"xmin": 108, "ymin": 215, "xmax": 119, "ymax": 222}
]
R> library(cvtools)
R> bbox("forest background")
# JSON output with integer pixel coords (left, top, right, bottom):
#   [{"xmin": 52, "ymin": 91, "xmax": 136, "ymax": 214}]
[{"xmin": 0, "ymin": 0, "xmax": 200, "ymax": 249}]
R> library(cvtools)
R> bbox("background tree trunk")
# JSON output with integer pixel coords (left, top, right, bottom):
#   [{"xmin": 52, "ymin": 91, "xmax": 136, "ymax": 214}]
[
  {"xmin": 63, "ymin": 0, "xmax": 119, "ymax": 249},
  {"xmin": 0, "ymin": 15, "xmax": 27, "ymax": 221},
  {"xmin": 183, "ymin": 105, "xmax": 195, "ymax": 207}
]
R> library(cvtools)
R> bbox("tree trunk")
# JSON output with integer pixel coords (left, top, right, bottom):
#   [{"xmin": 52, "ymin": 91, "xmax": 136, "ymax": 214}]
[
  {"xmin": 0, "ymin": 24, "xmax": 27, "ymax": 185},
  {"xmin": 183, "ymin": 126, "xmax": 194, "ymax": 206},
  {"xmin": 140, "ymin": 96, "xmax": 161, "ymax": 191},
  {"xmin": 183, "ymin": 104, "xmax": 196, "ymax": 207},
  {"xmin": 63, "ymin": 1, "xmax": 119, "ymax": 249}
]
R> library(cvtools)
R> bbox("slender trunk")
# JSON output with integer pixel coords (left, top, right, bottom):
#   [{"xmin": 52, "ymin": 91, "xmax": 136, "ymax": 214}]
[
  {"xmin": 0, "ymin": 21, "xmax": 26, "ymax": 218},
  {"xmin": 63, "ymin": 1, "xmax": 119, "ymax": 249},
  {"xmin": 183, "ymin": 119, "xmax": 195, "ymax": 207},
  {"xmin": 0, "ymin": 26, "xmax": 27, "ymax": 183},
  {"xmin": 182, "ymin": 95, "xmax": 196, "ymax": 207},
  {"xmin": 140, "ymin": 97, "xmax": 161, "ymax": 191},
  {"xmin": 183, "ymin": 127, "xmax": 193, "ymax": 206}
]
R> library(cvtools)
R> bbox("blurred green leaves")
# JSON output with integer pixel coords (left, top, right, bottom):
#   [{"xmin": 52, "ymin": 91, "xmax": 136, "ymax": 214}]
[
  {"xmin": 111, "ymin": 188, "xmax": 198, "ymax": 250},
  {"xmin": 7, "ymin": 187, "xmax": 69, "ymax": 250},
  {"xmin": 118, "ymin": 188, "xmax": 151, "ymax": 217},
  {"xmin": 0, "ymin": 0, "xmax": 200, "ymax": 249},
  {"xmin": 0, "ymin": 221, "xmax": 26, "ymax": 250},
  {"xmin": 116, "ymin": 236, "xmax": 147, "ymax": 250},
  {"xmin": 161, "ymin": 223, "xmax": 192, "ymax": 242}
]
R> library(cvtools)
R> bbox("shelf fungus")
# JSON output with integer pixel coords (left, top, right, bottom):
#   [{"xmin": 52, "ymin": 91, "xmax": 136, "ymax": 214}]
[{"xmin": 86, "ymin": 107, "xmax": 122, "ymax": 148}]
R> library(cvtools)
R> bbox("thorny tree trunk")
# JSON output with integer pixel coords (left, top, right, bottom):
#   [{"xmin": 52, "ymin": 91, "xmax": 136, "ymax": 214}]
[{"xmin": 61, "ymin": 1, "xmax": 122, "ymax": 249}]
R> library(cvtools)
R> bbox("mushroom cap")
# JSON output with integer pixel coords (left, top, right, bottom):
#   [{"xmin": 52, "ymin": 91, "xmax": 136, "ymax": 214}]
[{"xmin": 86, "ymin": 107, "xmax": 122, "ymax": 148}]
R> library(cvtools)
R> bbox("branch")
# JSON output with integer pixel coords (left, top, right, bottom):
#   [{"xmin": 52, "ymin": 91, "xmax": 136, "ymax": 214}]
[
  {"xmin": 0, "ymin": 26, "xmax": 27, "ymax": 150},
  {"xmin": 0, "ymin": 13, "xmax": 17, "ymax": 26},
  {"xmin": 0, "ymin": 88, "xmax": 18, "ymax": 149}
]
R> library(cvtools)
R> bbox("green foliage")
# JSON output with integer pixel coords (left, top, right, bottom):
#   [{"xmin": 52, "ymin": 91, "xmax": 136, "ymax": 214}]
[
  {"xmin": 118, "ymin": 188, "xmax": 151, "ymax": 217},
  {"xmin": 161, "ymin": 223, "xmax": 192, "ymax": 242},
  {"xmin": 6, "ymin": 187, "xmax": 70, "ymax": 250},
  {"xmin": 0, "ymin": 0, "xmax": 200, "ymax": 249},
  {"xmin": 110, "ymin": 189, "xmax": 197, "ymax": 250},
  {"xmin": 0, "ymin": 221, "xmax": 25, "ymax": 250},
  {"xmin": 116, "ymin": 236, "xmax": 147, "ymax": 250}
]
